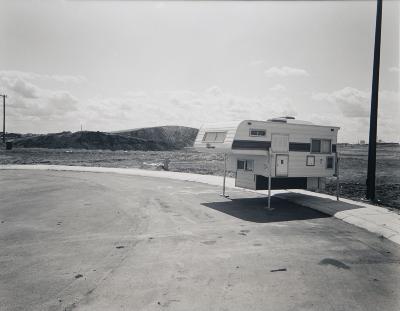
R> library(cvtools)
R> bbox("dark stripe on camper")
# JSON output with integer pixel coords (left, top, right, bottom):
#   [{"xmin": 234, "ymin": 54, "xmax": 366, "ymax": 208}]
[
  {"xmin": 289, "ymin": 142, "xmax": 310, "ymax": 152},
  {"xmin": 255, "ymin": 176, "xmax": 308, "ymax": 190},
  {"xmin": 232, "ymin": 140, "xmax": 271, "ymax": 150},
  {"xmin": 332, "ymin": 144, "xmax": 337, "ymax": 152}
]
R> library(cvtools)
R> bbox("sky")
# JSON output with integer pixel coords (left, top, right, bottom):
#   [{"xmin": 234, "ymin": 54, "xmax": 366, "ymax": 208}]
[{"xmin": 0, "ymin": 0, "xmax": 399, "ymax": 143}]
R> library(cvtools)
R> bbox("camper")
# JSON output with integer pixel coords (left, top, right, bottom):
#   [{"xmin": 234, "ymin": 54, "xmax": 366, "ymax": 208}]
[{"xmin": 193, "ymin": 117, "xmax": 339, "ymax": 193}]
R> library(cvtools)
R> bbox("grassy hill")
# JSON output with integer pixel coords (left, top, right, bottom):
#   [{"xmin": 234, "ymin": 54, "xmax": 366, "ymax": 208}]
[{"xmin": 11, "ymin": 126, "xmax": 199, "ymax": 151}]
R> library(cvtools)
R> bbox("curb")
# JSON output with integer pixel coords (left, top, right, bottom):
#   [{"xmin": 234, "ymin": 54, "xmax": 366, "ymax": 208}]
[{"xmin": 274, "ymin": 191, "xmax": 400, "ymax": 245}]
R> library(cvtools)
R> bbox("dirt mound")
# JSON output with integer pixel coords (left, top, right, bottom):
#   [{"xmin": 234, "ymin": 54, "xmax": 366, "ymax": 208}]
[
  {"xmin": 12, "ymin": 131, "xmax": 168, "ymax": 151},
  {"xmin": 11, "ymin": 126, "xmax": 199, "ymax": 151},
  {"xmin": 115, "ymin": 126, "xmax": 198, "ymax": 150}
]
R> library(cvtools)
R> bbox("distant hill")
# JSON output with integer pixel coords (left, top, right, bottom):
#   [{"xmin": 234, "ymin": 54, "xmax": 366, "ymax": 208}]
[
  {"xmin": 11, "ymin": 126, "xmax": 199, "ymax": 151},
  {"xmin": 115, "ymin": 126, "xmax": 199, "ymax": 150}
]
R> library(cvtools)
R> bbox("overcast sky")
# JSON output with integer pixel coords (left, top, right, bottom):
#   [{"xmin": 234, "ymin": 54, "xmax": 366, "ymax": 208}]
[{"xmin": 0, "ymin": 0, "xmax": 399, "ymax": 142}]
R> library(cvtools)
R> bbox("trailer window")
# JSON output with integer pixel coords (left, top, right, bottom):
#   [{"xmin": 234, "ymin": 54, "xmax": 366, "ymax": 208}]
[
  {"xmin": 311, "ymin": 139, "xmax": 321, "ymax": 152},
  {"xmin": 237, "ymin": 160, "xmax": 245, "ymax": 170},
  {"xmin": 306, "ymin": 155, "xmax": 315, "ymax": 166},
  {"xmin": 321, "ymin": 139, "xmax": 331, "ymax": 153},
  {"xmin": 203, "ymin": 131, "xmax": 227, "ymax": 143},
  {"xmin": 249, "ymin": 129, "xmax": 266, "ymax": 137},
  {"xmin": 215, "ymin": 132, "xmax": 226, "ymax": 142},
  {"xmin": 311, "ymin": 139, "xmax": 331, "ymax": 153},
  {"xmin": 246, "ymin": 160, "xmax": 254, "ymax": 171},
  {"xmin": 237, "ymin": 160, "xmax": 253, "ymax": 171},
  {"xmin": 326, "ymin": 156, "xmax": 334, "ymax": 169}
]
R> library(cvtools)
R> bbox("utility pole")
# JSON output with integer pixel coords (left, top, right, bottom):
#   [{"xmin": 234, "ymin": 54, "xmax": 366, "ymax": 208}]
[
  {"xmin": 366, "ymin": 0, "xmax": 383, "ymax": 201},
  {"xmin": 0, "ymin": 94, "xmax": 6, "ymax": 144}
]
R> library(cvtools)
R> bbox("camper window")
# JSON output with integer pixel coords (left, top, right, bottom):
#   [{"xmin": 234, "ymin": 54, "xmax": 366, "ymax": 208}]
[
  {"xmin": 249, "ymin": 129, "xmax": 266, "ymax": 137},
  {"xmin": 326, "ymin": 156, "xmax": 334, "ymax": 169},
  {"xmin": 246, "ymin": 160, "xmax": 254, "ymax": 171},
  {"xmin": 215, "ymin": 132, "xmax": 226, "ymax": 142},
  {"xmin": 237, "ymin": 160, "xmax": 245, "ymax": 170},
  {"xmin": 311, "ymin": 139, "xmax": 321, "ymax": 152},
  {"xmin": 321, "ymin": 139, "xmax": 331, "ymax": 153},
  {"xmin": 306, "ymin": 155, "xmax": 315, "ymax": 166},
  {"xmin": 203, "ymin": 132, "xmax": 216, "ymax": 142},
  {"xmin": 203, "ymin": 131, "xmax": 227, "ymax": 143},
  {"xmin": 311, "ymin": 139, "xmax": 331, "ymax": 153},
  {"xmin": 237, "ymin": 160, "xmax": 253, "ymax": 171}
]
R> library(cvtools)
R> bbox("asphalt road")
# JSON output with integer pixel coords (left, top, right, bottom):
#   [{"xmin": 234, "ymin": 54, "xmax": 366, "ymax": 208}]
[{"xmin": 0, "ymin": 170, "xmax": 399, "ymax": 311}]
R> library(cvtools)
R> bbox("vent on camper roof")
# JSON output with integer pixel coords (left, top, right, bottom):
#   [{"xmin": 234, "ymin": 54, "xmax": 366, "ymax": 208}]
[{"xmin": 268, "ymin": 116, "xmax": 295, "ymax": 123}]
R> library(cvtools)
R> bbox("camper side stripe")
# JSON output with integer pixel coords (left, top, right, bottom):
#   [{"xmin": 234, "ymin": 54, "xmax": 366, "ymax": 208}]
[
  {"xmin": 232, "ymin": 140, "xmax": 271, "ymax": 150},
  {"xmin": 232, "ymin": 141, "xmax": 336, "ymax": 152}
]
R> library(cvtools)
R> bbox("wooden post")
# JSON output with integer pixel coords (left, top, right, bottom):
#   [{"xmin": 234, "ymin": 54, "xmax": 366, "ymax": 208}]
[
  {"xmin": 336, "ymin": 153, "xmax": 340, "ymax": 201},
  {"xmin": 222, "ymin": 153, "xmax": 227, "ymax": 197}
]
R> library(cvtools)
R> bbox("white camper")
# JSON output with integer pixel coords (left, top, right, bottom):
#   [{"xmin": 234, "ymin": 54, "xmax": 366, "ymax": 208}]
[{"xmin": 193, "ymin": 117, "xmax": 339, "ymax": 193}]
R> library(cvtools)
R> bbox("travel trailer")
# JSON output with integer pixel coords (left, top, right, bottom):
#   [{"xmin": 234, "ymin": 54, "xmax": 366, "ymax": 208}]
[{"xmin": 193, "ymin": 117, "xmax": 339, "ymax": 198}]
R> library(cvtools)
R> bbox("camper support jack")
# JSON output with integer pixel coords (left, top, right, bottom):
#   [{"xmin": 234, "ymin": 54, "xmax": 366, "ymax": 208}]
[
  {"xmin": 220, "ymin": 153, "xmax": 229, "ymax": 198},
  {"xmin": 266, "ymin": 149, "xmax": 272, "ymax": 210},
  {"xmin": 336, "ymin": 153, "xmax": 340, "ymax": 201}
]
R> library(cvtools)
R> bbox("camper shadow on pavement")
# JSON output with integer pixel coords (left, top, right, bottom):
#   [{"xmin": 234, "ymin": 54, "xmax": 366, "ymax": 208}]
[{"xmin": 201, "ymin": 196, "xmax": 330, "ymax": 223}]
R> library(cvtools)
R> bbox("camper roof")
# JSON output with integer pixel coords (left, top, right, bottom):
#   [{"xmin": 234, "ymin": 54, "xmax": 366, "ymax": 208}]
[
  {"xmin": 267, "ymin": 117, "xmax": 314, "ymax": 125},
  {"xmin": 201, "ymin": 118, "xmax": 339, "ymax": 130}
]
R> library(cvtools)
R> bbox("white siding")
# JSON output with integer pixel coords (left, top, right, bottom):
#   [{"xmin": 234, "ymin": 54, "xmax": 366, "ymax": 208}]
[
  {"xmin": 288, "ymin": 153, "xmax": 335, "ymax": 177},
  {"xmin": 230, "ymin": 153, "xmax": 335, "ymax": 179},
  {"xmin": 271, "ymin": 134, "xmax": 289, "ymax": 152},
  {"xmin": 234, "ymin": 120, "xmax": 268, "ymax": 141},
  {"xmin": 266, "ymin": 123, "xmax": 338, "ymax": 144},
  {"xmin": 266, "ymin": 121, "xmax": 337, "ymax": 178},
  {"xmin": 232, "ymin": 121, "xmax": 270, "ymax": 156}
]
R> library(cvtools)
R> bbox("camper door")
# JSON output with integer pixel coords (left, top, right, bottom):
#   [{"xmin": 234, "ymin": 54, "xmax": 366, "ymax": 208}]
[
  {"xmin": 271, "ymin": 134, "xmax": 289, "ymax": 177},
  {"xmin": 275, "ymin": 154, "xmax": 289, "ymax": 176}
]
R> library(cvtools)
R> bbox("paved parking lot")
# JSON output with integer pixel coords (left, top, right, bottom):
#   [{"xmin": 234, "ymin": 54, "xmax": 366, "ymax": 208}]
[{"xmin": 1, "ymin": 170, "xmax": 399, "ymax": 311}]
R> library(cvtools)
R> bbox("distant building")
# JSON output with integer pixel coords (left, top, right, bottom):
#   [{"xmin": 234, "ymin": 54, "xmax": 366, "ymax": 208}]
[{"xmin": 359, "ymin": 140, "xmax": 366, "ymax": 145}]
